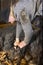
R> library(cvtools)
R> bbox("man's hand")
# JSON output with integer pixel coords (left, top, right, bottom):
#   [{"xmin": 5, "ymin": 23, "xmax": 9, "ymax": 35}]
[
  {"xmin": 14, "ymin": 41, "xmax": 19, "ymax": 49},
  {"xmin": 18, "ymin": 41, "xmax": 26, "ymax": 48},
  {"xmin": 14, "ymin": 41, "xmax": 19, "ymax": 46},
  {"xmin": 14, "ymin": 38, "xmax": 26, "ymax": 49},
  {"xmin": 8, "ymin": 15, "xmax": 16, "ymax": 24},
  {"xmin": 14, "ymin": 38, "xmax": 19, "ymax": 49}
]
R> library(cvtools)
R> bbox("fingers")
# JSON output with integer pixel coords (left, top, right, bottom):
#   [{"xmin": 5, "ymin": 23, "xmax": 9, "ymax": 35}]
[
  {"xmin": 14, "ymin": 41, "xmax": 19, "ymax": 49},
  {"xmin": 14, "ymin": 42, "xmax": 18, "ymax": 46}
]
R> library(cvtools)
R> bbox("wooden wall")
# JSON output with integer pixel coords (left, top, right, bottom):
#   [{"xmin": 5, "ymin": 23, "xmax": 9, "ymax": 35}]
[
  {"xmin": 1, "ymin": 0, "xmax": 18, "ymax": 11},
  {"xmin": 1, "ymin": 0, "xmax": 10, "ymax": 10}
]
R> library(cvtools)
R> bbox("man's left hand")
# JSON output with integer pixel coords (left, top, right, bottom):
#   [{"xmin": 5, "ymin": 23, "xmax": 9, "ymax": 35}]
[{"xmin": 18, "ymin": 41, "xmax": 26, "ymax": 48}]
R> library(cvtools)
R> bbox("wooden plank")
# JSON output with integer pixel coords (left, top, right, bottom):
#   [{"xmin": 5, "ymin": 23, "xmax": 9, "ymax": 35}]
[{"xmin": 0, "ymin": 22, "xmax": 16, "ymax": 28}]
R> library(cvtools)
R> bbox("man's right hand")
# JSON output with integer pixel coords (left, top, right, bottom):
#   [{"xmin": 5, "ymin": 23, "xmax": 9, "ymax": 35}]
[
  {"xmin": 14, "ymin": 38, "xmax": 19, "ymax": 49},
  {"xmin": 14, "ymin": 41, "xmax": 19, "ymax": 46},
  {"xmin": 14, "ymin": 41, "xmax": 19, "ymax": 49}
]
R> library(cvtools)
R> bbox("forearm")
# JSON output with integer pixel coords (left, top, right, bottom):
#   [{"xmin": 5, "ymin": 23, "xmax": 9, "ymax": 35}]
[
  {"xmin": 24, "ymin": 28, "xmax": 33, "ymax": 45},
  {"xmin": 16, "ymin": 22, "xmax": 22, "ymax": 40},
  {"xmin": 21, "ymin": 14, "xmax": 33, "ymax": 45}
]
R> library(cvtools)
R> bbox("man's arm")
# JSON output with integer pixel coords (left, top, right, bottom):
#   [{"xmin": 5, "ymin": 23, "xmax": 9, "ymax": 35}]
[
  {"xmin": 16, "ymin": 22, "xmax": 22, "ymax": 38},
  {"xmin": 22, "ymin": 16, "xmax": 33, "ymax": 45},
  {"xmin": 18, "ymin": 9, "xmax": 33, "ymax": 48},
  {"xmin": 14, "ymin": 21, "xmax": 22, "ymax": 46}
]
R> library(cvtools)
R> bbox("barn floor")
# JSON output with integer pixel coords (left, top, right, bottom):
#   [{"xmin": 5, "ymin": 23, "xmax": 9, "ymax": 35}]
[{"xmin": 0, "ymin": 22, "xmax": 42, "ymax": 65}]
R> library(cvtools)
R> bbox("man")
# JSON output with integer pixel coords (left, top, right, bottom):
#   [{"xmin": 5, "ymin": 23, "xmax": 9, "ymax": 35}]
[
  {"xmin": 13, "ymin": 0, "xmax": 42, "ymax": 49},
  {"xmin": 1, "ymin": 0, "xmax": 42, "ymax": 50},
  {"xmin": 1, "ymin": 0, "xmax": 42, "ymax": 49},
  {"xmin": 0, "ymin": 0, "xmax": 42, "ymax": 64}
]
